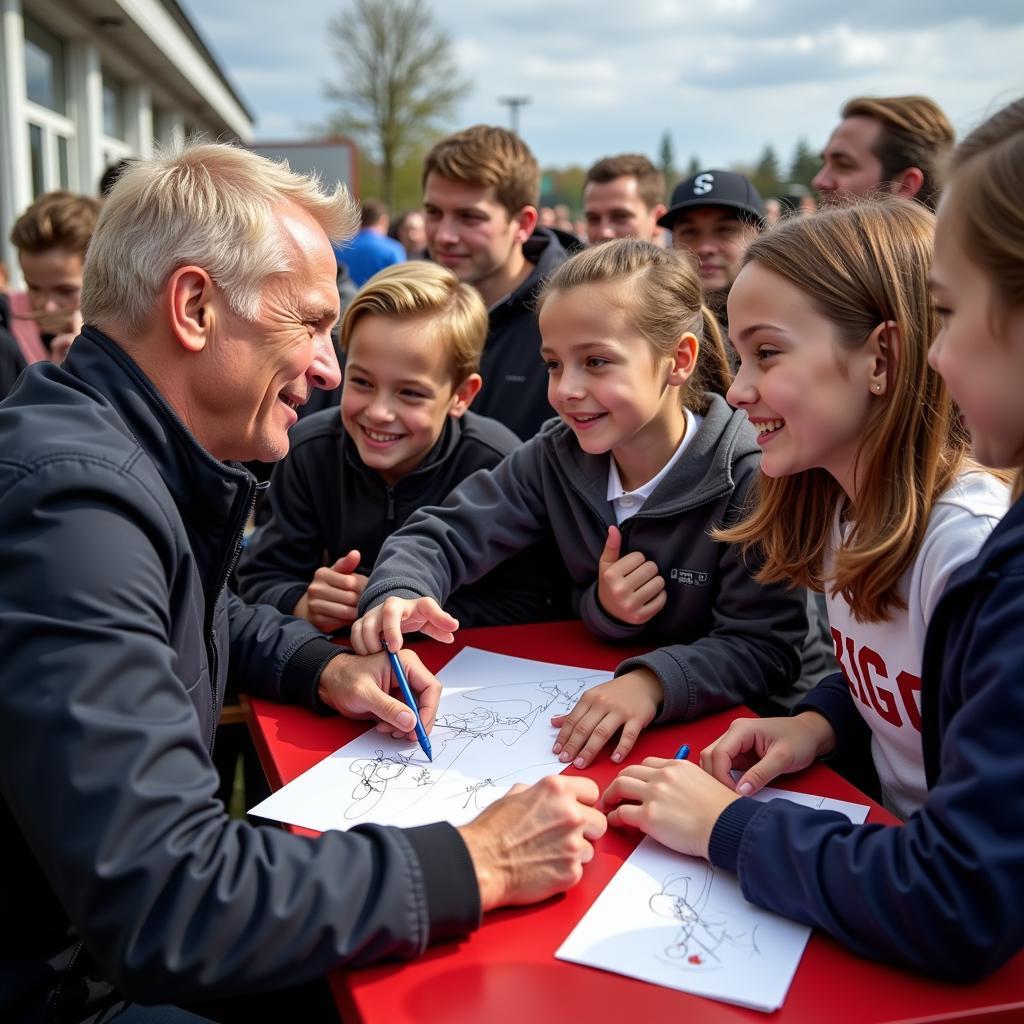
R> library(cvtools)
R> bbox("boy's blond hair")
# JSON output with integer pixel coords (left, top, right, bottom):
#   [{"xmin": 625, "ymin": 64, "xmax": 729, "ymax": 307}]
[{"xmin": 340, "ymin": 262, "xmax": 488, "ymax": 385}]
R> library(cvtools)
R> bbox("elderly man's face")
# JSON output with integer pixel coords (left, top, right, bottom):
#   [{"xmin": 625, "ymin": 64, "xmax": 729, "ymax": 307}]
[{"xmin": 195, "ymin": 203, "xmax": 342, "ymax": 462}]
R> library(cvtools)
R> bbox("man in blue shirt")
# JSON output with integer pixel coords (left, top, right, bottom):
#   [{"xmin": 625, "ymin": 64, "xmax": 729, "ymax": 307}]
[{"xmin": 334, "ymin": 198, "xmax": 406, "ymax": 285}]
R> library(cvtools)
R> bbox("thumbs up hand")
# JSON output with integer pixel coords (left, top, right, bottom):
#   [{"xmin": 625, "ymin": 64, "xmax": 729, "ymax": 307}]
[
  {"xmin": 293, "ymin": 549, "xmax": 369, "ymax": 632},
  {"xmin": 596, "ymin": 525, "xmax": 667, "ymax": 626}
]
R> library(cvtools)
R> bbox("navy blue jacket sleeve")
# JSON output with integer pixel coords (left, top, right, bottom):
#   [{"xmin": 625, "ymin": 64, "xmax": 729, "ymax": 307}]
[{"xmin": 708, "ymin": 572, "xmax": 1024, "ymax": 981}]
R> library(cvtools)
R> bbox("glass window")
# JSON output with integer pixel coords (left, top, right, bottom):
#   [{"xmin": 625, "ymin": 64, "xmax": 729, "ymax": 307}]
[
  {"xmin": 103, "ymin": 75, "xmax": 125, "ymax": 139},
  {"xmin": 23, "ymin": 17, "xmax": 66, "ymax": 114},
  {"xmin": 28, "ymin": 123, "xmax": 44, "ymax": 197}
]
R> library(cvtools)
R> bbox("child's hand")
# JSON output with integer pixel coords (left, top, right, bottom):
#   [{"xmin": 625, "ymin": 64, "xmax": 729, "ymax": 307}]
[
  {"xmin": 602, "ymin": 757, "xmax": 740, "ymax": 859},
  {"xmin": 596, "ymin": 525, "xmax": 667, "ymax": 625},
  {"xmin": 550, "ymin": 668, "xmax": 663, "ymax": 768},
  {"xmin": 293, "ymin": 550, "xmax": 368, "ymax": 632},
  {"xmin": 350, "ymin": 595, "xmax": 459, "ymax": 655},
  {"xmin": 699, "ymin": 712, "xmax": 838, "ymax": 796}
]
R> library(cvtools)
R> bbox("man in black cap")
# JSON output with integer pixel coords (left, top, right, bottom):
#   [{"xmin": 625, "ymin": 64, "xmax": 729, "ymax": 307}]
[{"xmin": 658, "ymin": 169, "xmax": 764, "ymax": 330}]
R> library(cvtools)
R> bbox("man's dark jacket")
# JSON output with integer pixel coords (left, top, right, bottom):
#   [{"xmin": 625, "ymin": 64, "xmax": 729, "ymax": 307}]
[
  {"xmin": 473, "ymin": 226, "xmax": 582, "ymax": 439},
  {"xmin": 0, "ymin": 328, "xmax": 479, "ymax": 1023}
]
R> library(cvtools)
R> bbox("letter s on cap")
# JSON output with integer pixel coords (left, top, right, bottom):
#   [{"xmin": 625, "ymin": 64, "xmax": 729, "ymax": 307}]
[{"xmin": 693, "ymin": 173, "xmax": 714, "ymax": 196}]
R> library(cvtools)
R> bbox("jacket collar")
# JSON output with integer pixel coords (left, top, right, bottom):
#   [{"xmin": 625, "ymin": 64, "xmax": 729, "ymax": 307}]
[
  {"xmin": 547, "ymin": 393, "xmax": 756, "ymax": 517},
  {"xmin": 65, "ymin": 327, "xmax": 256, "ymax": 555},
  {"xmin": 341, "ymin": 411, "xmax": 463, "ymax": 493},
  {"xmin": 492, "ymin": 227, "xmax": 576, "ymax": 319}
]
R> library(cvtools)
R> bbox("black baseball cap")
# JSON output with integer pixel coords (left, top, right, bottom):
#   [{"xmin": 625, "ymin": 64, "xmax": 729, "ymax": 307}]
[{"xmin": 658, "ymin": 169, "xmax": 765, "ymax": 229}]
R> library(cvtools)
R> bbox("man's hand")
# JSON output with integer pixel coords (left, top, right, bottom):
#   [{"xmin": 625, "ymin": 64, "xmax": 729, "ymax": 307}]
[
  {"xmin": 699, "ymin": 712, "xmax": 837, "ymax": 795},
  {"xmin": 350, "ymin": 595, "xmax": 459, "ymax": 654},
  {"xmin": 317, "ymin": 649, "xmax": 441, "ymax": 740},
  {"xmin": 458, "ymin": 776, "xmax": 607, "ymax": 911},
  {"xmin": 596, "ymin": 525, "xmax": 667, "ymax": 625},
  {"xmin": 550, "ymin": 668, "xmax": 663, "ymax": 768},
  {"xmin": 293, "ymin": 550, "xmax": 368, "ymax": 632},
  {"xmin": 602, "ymin": 757, "xmax": 739, "ymax": 860}
]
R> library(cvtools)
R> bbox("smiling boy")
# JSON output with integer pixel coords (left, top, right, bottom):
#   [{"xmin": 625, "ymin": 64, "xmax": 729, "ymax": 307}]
[{"xmin": 236, "ymin": 260, "xmax": 563, "ymax": 631}]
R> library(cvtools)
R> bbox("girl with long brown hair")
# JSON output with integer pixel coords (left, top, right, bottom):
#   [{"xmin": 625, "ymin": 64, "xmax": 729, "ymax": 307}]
[{"xmin": 602, "ymin": 184, "xmax": 1021, "ymax": 979}]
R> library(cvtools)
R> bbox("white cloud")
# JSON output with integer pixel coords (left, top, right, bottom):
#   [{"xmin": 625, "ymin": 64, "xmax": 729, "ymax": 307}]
[{"xmin": 181, "ymin": 1, "xmax": 1022, "ymax": 170}]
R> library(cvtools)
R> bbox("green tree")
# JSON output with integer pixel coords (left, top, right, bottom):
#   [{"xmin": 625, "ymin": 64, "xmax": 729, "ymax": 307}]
[
  {"xmin": 685, "ymin": 155, "xmax": 701, "ymax": 178},
  {"xmin": 789, "ymin": 137, "xmax": 820, "ymax": 188},
  {"xmin": 751, "ymin": 143, "xmax": 781, "ymax": 197},
  {"xmin": 658, "ymin": 132, "xmax": 676, "ymax": 189},
  {"xmin": 323, "ymin": 0, "xmax": 469, "ymax": 208}
]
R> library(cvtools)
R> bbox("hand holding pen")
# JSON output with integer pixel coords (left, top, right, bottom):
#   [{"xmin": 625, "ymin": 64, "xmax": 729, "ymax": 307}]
[{"xmin": 381, "ymin": 633, "xmax": 433, "ymax": 761}]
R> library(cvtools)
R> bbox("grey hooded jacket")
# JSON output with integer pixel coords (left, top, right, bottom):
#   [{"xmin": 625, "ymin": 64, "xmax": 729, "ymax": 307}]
[{"xmin": 360, "ymin": 395, "xmax": 815, "ymax": 720}]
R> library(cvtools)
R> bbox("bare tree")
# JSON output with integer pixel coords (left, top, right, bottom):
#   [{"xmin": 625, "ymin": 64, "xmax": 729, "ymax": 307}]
[{"xmin": 324, "ymin": 0, "xmax": 469, "ymax": 207}]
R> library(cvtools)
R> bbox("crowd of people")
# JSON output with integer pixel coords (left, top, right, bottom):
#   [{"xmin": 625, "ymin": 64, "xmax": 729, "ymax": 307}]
[{"xmin": 1, "ymin": 91, "xmax": 1022, "ymax": 1023}]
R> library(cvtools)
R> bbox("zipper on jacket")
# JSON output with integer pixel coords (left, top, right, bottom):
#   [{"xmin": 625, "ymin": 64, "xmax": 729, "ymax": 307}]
[
  {"xmin": 386, "ymin": 486, "xmax": 396, "ymax": 521},
  {"xmin": 203, "ymin": 479, "xmax": 260, "ymax": 756}
]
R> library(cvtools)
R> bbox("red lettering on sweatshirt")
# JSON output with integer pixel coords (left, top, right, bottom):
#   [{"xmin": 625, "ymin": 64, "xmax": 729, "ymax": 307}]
[{"xmin": 831, "ymin": 628, "xmax": 922, "ymax": 733}]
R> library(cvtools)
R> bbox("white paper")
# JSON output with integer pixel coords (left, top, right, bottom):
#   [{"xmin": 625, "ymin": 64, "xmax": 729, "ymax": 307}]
[
  {"xmin": 248, "ymin": 647, "xmax": 611, "ymax": 832},
  {"xmin": 556, "ymin": 788, "xmax": 869, "ymax": 1013}
]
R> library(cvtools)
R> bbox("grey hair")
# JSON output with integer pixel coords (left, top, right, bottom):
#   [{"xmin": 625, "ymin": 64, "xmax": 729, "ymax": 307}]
[{"xmin": 81, "ymin": 141, "xmax": 358, "ymax": 334}]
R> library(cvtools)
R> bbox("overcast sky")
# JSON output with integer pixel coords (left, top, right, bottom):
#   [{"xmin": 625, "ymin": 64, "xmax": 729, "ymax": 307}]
[{"xmin": 183, "ymin": 0, "xmax": 1022, "ymax": 174}]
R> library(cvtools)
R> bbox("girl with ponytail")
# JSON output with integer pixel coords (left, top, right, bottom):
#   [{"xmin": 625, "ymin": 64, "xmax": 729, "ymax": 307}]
[{"xmin": 352, "ymin": 238, "xmax": 821, "ymax": 753}]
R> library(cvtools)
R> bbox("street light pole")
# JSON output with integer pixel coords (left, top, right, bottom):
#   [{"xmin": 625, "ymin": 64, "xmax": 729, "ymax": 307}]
[{"xmin": 498, "ymin": 95, "xmax": 531, "ymax": 136}]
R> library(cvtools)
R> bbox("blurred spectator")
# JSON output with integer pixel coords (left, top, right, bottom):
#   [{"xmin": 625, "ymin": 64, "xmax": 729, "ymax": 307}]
[
  {"xmin": 582, "ymin": 153, "xmax": 666, "ymax": 245},
  {"xmin": 763, "ymin": 197, "xmax": 781, "ymax": 226},
  {"xmin": 8, "ymin": 190, "xmax": 100, "ymax": 364},
  {"xmin": 422, "ymin": 124, "xmax": 581, "ymax": 439},
  {"xmin": 658, "ymin": 169, "xmax": 764, "ymax": 331},
  {"xmin": 333, "ymin": 199, "xmax": 406, "ymax": 286},
  {"xmin": 392, "ymin": 209, "xmax": 427, "ymax": 257},
  {"xmin": 813, "ymin": 95, "xmax": 954, "ymax": 210},
  {"xmin": 99, "ymin": 158, "xmax": 138, "ymax": 198}
]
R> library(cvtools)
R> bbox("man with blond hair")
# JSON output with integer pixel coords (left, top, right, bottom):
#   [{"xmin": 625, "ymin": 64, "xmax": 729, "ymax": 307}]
[
  {"xmin": 813, "ymin": 95, "xmax": 955, "ymax": 210},
  {"xmin": 422, "ymin": 124, "xmax": 580, "ymax": 439},
  {"xmin": 0, "ymin": 143, "xmax": 604, "ymax": 1023},
  {"xmin": 582, "ymin": 153, "xmax": 667, "ymax": 246}
]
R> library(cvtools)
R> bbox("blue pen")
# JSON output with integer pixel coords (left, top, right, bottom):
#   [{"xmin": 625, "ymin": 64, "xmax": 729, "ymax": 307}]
[
  {"xmin": 674, "ymin": 743, "xmax": 690, "ymax": 760},
  {"xmin": 380, "ymin": 634, "xmax": 432, "ymax": 762}
]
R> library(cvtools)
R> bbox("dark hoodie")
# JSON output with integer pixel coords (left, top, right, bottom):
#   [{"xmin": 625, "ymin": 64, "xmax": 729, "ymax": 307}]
[{"xmin": 472, "ymin": 226, "xmax": 582, "ymax": 440}]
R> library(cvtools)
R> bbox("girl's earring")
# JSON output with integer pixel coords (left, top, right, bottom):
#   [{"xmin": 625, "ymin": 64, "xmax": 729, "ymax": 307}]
[{"xmin": 873, "ymin": 384, "xmax": 882, "ymax": 393}]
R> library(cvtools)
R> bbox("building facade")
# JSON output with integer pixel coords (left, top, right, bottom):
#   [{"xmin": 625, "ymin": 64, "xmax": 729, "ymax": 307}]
[{"xmin": 0, "ymin": 0, "xmax": 253, "ymax": 279}]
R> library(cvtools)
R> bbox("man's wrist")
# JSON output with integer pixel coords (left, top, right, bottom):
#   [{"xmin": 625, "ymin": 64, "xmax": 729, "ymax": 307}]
[
  {"xmin": 316, "ymin": 650, "xmax": 357, "ymax": 708},
  {"xmin": 456, "ymin": 821, "xmax": 505, "ymax": 912}
]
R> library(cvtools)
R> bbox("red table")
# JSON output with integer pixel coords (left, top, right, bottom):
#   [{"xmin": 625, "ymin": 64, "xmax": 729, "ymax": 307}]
[{"xmin": 247, "ymin": 621, "xmax": 1024, "ymax": 1024}]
